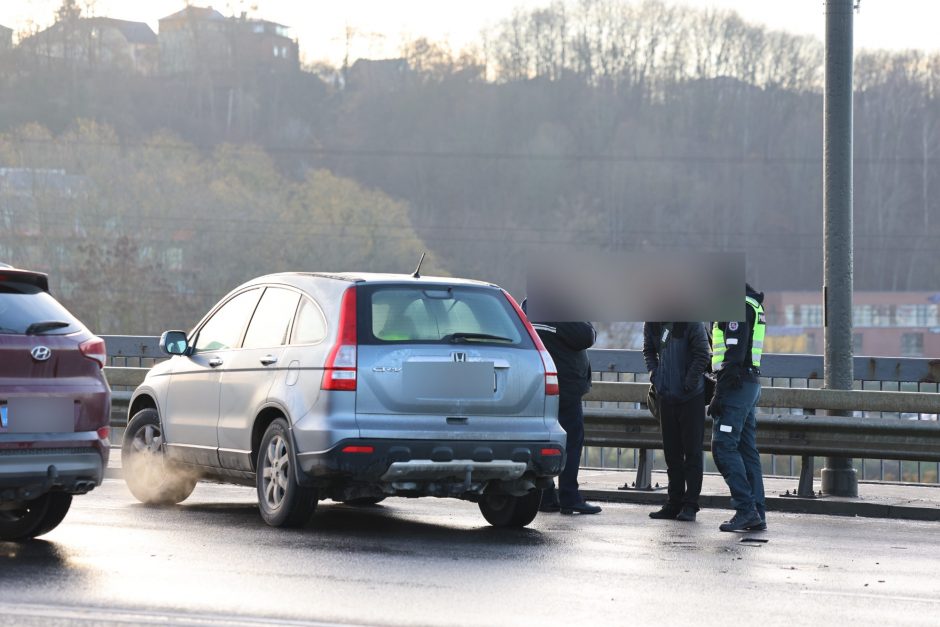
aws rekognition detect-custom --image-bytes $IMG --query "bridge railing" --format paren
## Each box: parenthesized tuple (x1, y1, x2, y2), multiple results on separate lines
(101, 337, 940, 488)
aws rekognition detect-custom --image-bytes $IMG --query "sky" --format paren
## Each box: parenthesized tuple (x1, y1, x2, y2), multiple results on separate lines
(1, 0, 939, 66)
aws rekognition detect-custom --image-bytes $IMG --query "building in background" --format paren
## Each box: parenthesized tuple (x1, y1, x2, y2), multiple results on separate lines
(158, 5, 299, 76)
(764, 292, 940, 358)
(18, 17, 158, 74)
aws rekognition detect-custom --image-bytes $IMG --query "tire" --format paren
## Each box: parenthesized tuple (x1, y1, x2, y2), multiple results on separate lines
(478, 489, 542, 528)
(122, 408, 196, 505)
(0, 492, 72, 541)
(341, 497, 386, 506)
(256, 418, 318, 528)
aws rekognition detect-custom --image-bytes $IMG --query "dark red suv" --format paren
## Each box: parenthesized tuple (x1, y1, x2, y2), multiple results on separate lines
(0, 264, 110, 541)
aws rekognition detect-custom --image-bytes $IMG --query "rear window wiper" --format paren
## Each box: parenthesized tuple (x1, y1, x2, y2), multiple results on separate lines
(442, 332, 514, 344)
(25, 320, 71, 335)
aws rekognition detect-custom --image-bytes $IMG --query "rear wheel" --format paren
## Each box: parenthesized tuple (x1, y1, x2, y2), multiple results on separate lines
(0, 492, 72, 541)
(256, 418, 318, 528)
(122, 408, 196, 505)
(478, 489, 542, 528)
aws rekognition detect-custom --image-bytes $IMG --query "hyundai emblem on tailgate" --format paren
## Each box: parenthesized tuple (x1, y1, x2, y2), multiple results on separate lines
(30, 346, 52, 361)
(452, 352, 467, 362)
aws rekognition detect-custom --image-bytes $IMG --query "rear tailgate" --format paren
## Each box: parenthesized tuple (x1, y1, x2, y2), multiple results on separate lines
(354, 283, 550, 441)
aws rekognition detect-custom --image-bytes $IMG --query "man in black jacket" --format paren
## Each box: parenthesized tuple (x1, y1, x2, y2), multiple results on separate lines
(644, 322, 710, 521)
(526, 312, 602, 515)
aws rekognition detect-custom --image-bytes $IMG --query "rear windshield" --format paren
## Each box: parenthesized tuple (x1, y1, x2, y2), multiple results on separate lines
(358, 285, 530, 347)
(0, 282, 82, 335)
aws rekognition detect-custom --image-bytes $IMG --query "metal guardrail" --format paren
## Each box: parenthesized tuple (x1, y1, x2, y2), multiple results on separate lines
(102, 339, 939, 487)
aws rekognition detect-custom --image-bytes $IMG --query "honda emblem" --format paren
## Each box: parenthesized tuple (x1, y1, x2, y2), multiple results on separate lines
(452, 352, 467, 362)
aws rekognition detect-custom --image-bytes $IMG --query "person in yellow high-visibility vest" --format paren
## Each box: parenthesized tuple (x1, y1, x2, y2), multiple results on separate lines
(708, 283, 767, 533)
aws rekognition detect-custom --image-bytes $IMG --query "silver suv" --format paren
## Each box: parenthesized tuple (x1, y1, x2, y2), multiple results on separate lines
(123, 273, 565, 528)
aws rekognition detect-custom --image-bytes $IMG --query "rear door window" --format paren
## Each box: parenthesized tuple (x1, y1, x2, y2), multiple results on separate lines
(290, 298, 327, 345)
(193, 288, 261, 352)
(359, 285, 528, 346)
(0, 282, 82, 335)
(242, 287, 301, 349)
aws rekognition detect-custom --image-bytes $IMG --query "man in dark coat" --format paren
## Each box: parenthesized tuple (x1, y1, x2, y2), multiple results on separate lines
(527, 315, 602, 515)
(644, 322, 711, 521)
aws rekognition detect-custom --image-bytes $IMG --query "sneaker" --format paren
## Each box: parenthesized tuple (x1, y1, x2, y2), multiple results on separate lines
(719, 510, 762, 532)
(561, 502, 602, 515)
(649, 505, 681, 520)
(675, 506, 697, 522)
(746, 516, 767, 531)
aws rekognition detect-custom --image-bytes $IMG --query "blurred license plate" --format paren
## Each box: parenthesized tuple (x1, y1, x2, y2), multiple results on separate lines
(403, 362, 495, 398)
(6, 398, 74, 433)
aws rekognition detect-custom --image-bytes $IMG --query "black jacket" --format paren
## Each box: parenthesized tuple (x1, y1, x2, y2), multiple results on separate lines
(643, 322, 710, 403)
(530, 321, 596, 398)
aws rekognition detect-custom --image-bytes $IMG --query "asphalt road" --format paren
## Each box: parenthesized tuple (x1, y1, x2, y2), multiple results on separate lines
(2, 479, 939, 627)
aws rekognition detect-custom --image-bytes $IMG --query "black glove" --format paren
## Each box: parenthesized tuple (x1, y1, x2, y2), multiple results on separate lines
(706, 395, 722, 418)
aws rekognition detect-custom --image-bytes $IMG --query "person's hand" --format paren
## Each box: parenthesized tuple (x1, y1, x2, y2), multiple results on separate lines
(707, 395, 722, 418)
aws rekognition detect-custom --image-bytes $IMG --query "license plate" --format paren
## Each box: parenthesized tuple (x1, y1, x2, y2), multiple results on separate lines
(5, 398, 74, 433)
(403, 361, 495, 398)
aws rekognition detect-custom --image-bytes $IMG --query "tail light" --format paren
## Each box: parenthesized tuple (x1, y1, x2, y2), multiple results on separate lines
(79, 337, 107, 369)
(322, 286, 358, 391)
(502, 290, 559, 396)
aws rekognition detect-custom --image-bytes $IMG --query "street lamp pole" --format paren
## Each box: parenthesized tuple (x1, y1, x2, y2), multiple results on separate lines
(821, 0, 859, 497)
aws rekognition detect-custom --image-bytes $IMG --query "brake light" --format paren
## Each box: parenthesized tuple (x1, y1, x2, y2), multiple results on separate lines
(322, 287, 358, 391)
(541, 448, 562, 457)
(79, 337, 107, 369)
(97, 426, 110, 440)
(502, 290, 559, 396)
(342, 445, 374, 454)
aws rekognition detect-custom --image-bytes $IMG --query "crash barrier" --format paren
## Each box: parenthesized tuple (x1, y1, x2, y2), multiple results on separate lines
(102, 339, 940, 488)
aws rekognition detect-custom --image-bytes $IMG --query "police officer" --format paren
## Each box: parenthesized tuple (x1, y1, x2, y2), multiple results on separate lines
(523, 302, 602, 515)
(708, 283, 767, 532)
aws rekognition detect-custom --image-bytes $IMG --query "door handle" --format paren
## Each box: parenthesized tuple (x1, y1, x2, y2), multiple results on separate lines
(208, 357, 223, 368)
(260, 355, 278, 366)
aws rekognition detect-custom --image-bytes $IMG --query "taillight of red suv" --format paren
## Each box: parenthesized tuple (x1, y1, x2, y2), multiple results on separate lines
(79, 337, 107, 369)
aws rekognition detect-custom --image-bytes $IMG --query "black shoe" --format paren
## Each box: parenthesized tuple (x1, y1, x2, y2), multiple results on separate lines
(746, 516, 767, 531)
(719, 510, 762, 532)
(561, 502, 602, 515)
(539, 502, 560, 513)
(649, 505, 681, 520)
(676, 506, 697, 522)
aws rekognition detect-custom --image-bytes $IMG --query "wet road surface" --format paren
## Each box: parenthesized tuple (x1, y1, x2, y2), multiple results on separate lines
(2, 478, 939, 626)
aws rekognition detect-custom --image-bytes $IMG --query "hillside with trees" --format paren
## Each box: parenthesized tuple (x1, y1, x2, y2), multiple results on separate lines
(1, 0, 938, 331)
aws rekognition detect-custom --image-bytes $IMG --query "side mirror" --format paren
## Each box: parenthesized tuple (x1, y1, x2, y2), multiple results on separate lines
(160, 330, 189, 356)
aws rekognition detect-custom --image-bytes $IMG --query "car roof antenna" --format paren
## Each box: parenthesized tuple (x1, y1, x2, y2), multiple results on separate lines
(412, 252, 427, 278)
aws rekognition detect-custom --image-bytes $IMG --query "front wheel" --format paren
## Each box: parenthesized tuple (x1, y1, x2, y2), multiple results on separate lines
(0, 492, 72, 541)
(122, 408, 196, 505)
(256, 418, 318, 528)
(478, 489, 542, 528)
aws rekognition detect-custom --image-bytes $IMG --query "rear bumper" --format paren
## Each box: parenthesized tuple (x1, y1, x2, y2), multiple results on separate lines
(0, 434, 107, 502)
(295, 438, 566, 485)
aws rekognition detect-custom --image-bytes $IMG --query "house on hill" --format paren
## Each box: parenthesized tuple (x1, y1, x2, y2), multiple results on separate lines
(18, 17, 158, 74)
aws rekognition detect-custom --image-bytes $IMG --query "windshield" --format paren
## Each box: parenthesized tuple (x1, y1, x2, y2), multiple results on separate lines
(0, 282, 82, 336)
(358, 285, 528, 347)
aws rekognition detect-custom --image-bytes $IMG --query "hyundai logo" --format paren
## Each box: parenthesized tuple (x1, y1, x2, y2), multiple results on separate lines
(30, 346, 52, 362)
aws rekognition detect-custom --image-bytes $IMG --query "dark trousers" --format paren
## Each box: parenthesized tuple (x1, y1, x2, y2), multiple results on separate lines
(542, 394, 585, 508)
(660, 392, 705, 509)
(711, 381, 765, 516)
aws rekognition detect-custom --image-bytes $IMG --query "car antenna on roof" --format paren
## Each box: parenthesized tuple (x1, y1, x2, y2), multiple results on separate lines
(412, 252, 427, 278)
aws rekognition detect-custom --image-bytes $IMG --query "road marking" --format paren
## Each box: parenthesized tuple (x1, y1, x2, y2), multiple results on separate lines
(800, 590, 940, 605)
(0, 602, 355, 627)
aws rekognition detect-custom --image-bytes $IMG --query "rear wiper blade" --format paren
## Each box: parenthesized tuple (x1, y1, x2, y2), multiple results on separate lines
(443, 332, 514, 344)
(25, 320, 71, 335)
